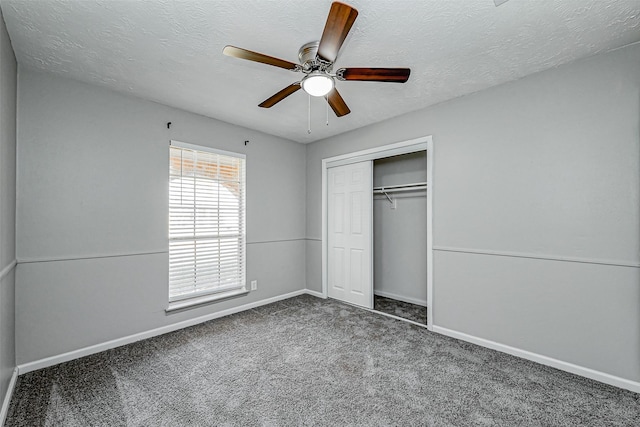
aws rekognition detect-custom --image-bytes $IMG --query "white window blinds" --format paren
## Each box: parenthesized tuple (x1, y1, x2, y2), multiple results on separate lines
(169, 141, 246, 303)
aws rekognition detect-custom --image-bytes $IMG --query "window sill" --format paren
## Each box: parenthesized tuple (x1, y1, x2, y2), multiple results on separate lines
(166, 287, 248, 313)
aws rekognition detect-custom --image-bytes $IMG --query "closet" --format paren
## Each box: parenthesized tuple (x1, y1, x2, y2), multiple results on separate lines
(372, 151, 427, 324)
(325, 140, 431, 327)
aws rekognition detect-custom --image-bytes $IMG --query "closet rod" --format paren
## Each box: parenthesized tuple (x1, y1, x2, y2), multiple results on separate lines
(374, 186, 427, 194)
(373, 182, 427, 194)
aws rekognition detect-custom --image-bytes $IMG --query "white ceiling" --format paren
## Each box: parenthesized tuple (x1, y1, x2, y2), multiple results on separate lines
(2, 0, 640, 143)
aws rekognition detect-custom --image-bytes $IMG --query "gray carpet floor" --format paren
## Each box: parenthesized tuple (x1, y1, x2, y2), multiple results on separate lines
(5, 295, 640, 426)
(374, 295, 427, 324)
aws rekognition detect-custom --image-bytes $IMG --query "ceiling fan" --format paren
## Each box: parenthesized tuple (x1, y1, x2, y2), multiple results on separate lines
(222, 1, 410, 117)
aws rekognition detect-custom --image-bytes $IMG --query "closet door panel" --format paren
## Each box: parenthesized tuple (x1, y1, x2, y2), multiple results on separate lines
(349, 248, 364, 294)
(330, 247, 345, 290)
(328, 161, 373, 308)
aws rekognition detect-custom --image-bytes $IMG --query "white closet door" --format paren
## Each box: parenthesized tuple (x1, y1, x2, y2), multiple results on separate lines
(328, 161, 373, 309)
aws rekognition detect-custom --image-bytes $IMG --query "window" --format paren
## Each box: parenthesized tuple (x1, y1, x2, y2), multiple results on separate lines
(168, 141, 246, 309)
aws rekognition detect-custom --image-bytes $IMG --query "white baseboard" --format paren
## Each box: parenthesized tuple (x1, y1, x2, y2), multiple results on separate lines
(0, 368, 18, 425)
(304, 289, 326, 298)
(374, 290, 427, 307)
(432, 325, 640, 394)
(18, 289, 312, 375)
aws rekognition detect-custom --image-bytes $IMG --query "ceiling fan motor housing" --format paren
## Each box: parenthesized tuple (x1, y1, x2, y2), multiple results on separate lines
(298, 41, 331, 72)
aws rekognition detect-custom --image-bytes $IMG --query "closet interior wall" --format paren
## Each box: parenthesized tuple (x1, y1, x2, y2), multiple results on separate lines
(373, 151, 427, 307)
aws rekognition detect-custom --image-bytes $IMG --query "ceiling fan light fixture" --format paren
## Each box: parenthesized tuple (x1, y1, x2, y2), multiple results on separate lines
(302, 72, 334, 97)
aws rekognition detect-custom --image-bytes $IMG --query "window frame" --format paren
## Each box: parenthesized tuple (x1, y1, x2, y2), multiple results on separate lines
(166, 140, 247, 312)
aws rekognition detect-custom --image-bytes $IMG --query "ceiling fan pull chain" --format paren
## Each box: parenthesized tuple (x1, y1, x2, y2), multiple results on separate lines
(326, 96, 329, 126)
(308, 94, 311, 134)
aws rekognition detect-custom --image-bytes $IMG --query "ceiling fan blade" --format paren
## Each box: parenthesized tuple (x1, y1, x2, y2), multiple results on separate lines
(326, 88, 351, 117)
(317, 2, 358, 63)
(337, 68, 411, 83)
(259, 83, 302, 108)
(223, 46, 300, 71)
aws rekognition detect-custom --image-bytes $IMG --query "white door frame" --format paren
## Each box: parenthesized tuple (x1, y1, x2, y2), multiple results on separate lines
(321, 136, 434, 330)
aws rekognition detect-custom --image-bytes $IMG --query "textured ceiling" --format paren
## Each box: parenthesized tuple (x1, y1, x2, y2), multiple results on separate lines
(2, 0, 640, 143)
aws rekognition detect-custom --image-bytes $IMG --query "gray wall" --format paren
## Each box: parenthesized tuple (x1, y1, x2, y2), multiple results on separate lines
(0, 6, 16, 407)
(16, 69, 307, 365)
(306, 44, 640, 382)
(373, 152, 427, 305)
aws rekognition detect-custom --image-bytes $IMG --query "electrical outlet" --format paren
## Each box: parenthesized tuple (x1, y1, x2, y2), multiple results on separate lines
(251, 280, 257, 291)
